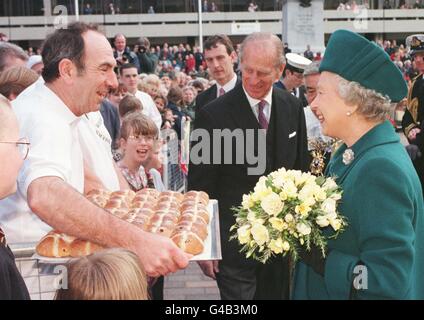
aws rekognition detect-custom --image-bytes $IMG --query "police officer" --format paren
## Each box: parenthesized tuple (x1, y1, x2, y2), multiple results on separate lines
(274, 53, 311, 107)
(402, 34, 424, 192)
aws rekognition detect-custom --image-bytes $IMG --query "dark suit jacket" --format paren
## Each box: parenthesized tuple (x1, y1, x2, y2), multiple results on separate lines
(195, 77, 242, 112)
(188, 83, 309, 267)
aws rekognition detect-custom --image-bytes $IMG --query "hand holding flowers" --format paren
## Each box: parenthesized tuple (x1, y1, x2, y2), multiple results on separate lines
(230, 168, 347, 263)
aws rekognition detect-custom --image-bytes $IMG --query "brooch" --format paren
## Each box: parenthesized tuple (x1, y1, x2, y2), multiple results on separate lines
(342, 148, 355, 165)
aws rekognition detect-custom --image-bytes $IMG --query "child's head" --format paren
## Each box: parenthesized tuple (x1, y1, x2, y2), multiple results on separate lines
(55, 248, 149, 300)
(118, 95, 143, 119)
(108, 83, 127, 108)
(154, 94, 168, 112)
(119, 112, 158, 164)
(142, 139, 164, 172)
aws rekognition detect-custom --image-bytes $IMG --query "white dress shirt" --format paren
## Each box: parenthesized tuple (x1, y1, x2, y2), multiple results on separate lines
(0, 81, 85, 243)
(77, 112, 120, 191)
(134, 90, 162, 131)
(243, 86, 273, 124)
(216, 74, 238, 98)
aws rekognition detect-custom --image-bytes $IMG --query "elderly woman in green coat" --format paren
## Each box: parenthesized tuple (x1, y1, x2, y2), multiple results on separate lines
(293, 29, 424, 300)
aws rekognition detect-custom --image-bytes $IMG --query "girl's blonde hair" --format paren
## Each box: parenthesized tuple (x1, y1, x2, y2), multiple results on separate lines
(55, 248, 149, 300)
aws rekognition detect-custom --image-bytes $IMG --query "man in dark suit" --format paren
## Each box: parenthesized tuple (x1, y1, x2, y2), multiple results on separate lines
(188, 32, 309, 299)
(195, 35, 239, 112)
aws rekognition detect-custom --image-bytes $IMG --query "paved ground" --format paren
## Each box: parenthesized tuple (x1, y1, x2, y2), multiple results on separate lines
(164, 261, 220, 300)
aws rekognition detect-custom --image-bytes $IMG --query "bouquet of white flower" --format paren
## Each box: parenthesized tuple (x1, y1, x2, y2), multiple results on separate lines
(230, 168, 347, 263)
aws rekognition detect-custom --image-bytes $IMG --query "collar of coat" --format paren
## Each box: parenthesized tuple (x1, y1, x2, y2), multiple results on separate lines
(326, 120, 399, 183)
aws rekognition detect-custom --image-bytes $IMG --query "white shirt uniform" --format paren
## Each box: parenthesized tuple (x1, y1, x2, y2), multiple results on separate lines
(0, 81, 84, 244)
(77, 112, 120, 191)
(134, 90, 162, 131)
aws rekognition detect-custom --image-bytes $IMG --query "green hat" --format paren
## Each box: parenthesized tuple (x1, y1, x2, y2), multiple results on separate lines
(319, 29, 407, 102)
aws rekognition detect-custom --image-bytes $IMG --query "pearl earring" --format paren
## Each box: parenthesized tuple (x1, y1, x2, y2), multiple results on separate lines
(346, 111, 351, 116)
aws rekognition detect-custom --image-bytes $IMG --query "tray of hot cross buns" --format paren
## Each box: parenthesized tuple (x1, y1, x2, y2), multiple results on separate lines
(32, 189, 221, 263)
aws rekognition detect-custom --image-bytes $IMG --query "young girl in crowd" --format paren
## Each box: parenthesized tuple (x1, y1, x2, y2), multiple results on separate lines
(55, 248, 149, 300)
(117, 112, 158, 191)
(118, 95, 143, 121)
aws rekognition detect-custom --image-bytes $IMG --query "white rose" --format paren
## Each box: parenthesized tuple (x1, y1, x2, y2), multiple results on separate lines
(321, 198, 337, 214)
(251, 223, 269, 246)
(247, 210, 257, 222)
(284, 213, 294, 223)
(269, 238, 284, 254)
(269, 217, 285, 231)
(323, 178, 338, 190)
(237, 225, 251, 244)
(242, 194, 255, 209)
(283, 180, 298, 199)
(316, 215, 330, 228)
(296, 222, 312, 236)
(261, 193, 284, 216)
(330, 193, 342, 201)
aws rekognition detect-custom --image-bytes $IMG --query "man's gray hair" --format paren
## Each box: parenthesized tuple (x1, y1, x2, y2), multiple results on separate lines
(0, 42, 28, 72)
(239, 32, 285, 67)
(303, 61, 320, 77)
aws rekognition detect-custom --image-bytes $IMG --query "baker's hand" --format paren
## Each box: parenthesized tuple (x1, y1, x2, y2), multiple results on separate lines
(406, 144, 422, 161)
(197, 260, 220, 279)
(134, 231, 192, 277)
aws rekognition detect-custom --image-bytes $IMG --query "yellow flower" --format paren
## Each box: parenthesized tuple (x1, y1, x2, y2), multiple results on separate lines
(261, 192, 284, 216)
(282, 241, 290, 251)
(251, 223, 269, 246)
(296, 222, 312, 236)
(295, 203, 312, 217)
(279, 190, 288, 201)
(330, 218, 342, 231)
(269, 217, 285, 231)
(269, 238, 284, 254)
(242, 194, 255, 210)
(237, 225, 251, 244)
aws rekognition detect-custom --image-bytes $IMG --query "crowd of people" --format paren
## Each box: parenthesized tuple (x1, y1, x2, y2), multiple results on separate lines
(1, 22, 424, 301)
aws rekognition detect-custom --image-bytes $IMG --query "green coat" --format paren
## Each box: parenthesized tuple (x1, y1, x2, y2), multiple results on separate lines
(293, 121, 424, 299)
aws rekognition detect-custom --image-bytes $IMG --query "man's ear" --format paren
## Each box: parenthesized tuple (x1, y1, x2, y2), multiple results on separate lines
(230, 51, 238, 64)
(57, 58, 77, 84)
(277, 63, 286, 80)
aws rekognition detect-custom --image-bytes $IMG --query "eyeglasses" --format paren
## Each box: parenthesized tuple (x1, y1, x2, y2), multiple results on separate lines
(0, 137, 30, 160)
(128, 135, 155, 143)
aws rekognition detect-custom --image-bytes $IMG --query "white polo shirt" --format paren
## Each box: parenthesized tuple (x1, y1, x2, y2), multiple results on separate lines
(134, 90, 162, 131)
(0, 81, 84, 244)
(77, 112, 120, 191)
